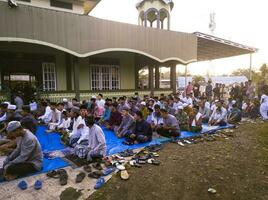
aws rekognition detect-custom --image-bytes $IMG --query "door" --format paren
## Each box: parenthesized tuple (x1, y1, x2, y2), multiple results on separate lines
(3, 74, 37, 104)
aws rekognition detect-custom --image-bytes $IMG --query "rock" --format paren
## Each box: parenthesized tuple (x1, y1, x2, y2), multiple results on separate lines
(208, 188, 217, 194)
(60, 187, 82, 200)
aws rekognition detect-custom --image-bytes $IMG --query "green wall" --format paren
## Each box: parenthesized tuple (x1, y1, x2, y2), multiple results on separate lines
(77, 52, 136, 90)
(56, 52, 66, 91)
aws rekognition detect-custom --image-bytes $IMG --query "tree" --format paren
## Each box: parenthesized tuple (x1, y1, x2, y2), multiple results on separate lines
(260, 64, 268, 78)
(192, 75, 205, 83)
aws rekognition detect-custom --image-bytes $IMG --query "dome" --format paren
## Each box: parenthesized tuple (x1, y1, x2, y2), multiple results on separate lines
(136, 0, 174, 10)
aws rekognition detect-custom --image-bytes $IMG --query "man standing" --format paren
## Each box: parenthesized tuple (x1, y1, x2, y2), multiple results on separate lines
(205, 80, 213, 101)
(185, 82, 193, 96)
(96, 94, 105, 109)
(2, 121, 43, 181)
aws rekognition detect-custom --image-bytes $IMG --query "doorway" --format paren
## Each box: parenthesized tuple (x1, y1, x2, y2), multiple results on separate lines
(3, 73, 37, 104)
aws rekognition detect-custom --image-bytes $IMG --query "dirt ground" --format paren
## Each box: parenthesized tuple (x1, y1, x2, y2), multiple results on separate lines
(91, 121, 268, 200)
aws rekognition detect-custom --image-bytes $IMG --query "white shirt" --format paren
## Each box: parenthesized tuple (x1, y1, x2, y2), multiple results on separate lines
(30, 102, 37, 111)
(39, 106, 52, 122)
(209, 107, 227, 122)
(192, 112, 202, 127)
(0, 112, 6, 122)
(70, 116, 85, 137)
(96, 99, 105, 108)
(58, 117, 71, 129)
(261, 94, 268, 104)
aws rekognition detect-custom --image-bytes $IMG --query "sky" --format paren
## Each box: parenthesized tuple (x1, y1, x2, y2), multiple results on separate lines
(90, 0, 268, 76)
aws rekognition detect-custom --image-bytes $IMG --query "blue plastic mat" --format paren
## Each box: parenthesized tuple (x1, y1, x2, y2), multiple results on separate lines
(104, 127, 162, 155)
(0, 123, 233, 182)
(36, 126, 66, 151)
(32, 126, 70, 173)
(104, 124, 234, 155)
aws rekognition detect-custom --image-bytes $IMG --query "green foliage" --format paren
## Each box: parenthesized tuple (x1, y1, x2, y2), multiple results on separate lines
(192, 75, 205, 83)
(231, 63, 268, 84)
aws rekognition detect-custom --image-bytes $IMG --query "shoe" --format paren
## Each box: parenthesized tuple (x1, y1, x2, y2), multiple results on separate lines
(83, 165, 92, 173)
(94, 177, 105, 189)
(18, 180, 27, 190)
(178, 141, 185, 146)
(46, 170, 60, 179)
(75, 172, 86, 183)
(92, 163, 103, 171)
(120, 170, 129, 180)
(183, 139, 191, 144)
(34, 180, 42, 190)
(88, 171, 103, 179)
(58, 169, 68, 186)
(114, 162, 125, 171)
(103, 167, 116, 176)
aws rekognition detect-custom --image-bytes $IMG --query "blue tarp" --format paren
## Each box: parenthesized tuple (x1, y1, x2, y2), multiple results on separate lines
(0, 123, 233, 182)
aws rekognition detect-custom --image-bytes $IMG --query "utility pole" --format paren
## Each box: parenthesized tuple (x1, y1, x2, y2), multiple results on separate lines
(249, 53, 252, 80)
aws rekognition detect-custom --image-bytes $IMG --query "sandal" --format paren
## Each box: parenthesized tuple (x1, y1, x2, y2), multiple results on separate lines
(58, 169, 68, 186)
(92, 163, 103, 171)
(75, 172, 86, 183)
(103, 167, 116, 176)
(46, 170, 60, 179)
(83, 165, 92, 173)
(147, 158, 161, 166)
(34, 180, 42, 190)
(94, 177, 105, 189)
(120, 170, 129, 180)
(88, 171, 103, 179)
(18, 180, 28, 190)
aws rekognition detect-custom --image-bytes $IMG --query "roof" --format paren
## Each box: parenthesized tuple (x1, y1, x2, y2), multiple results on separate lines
(136, 0, 174, 10)
(84, 0, 101, 14)
(194, 32, 258, 62)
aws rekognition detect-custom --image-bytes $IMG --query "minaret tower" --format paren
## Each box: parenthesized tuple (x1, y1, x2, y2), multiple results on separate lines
(136, 0, 174, 30)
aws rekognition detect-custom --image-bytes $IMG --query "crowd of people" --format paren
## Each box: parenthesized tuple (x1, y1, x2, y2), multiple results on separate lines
(0, 80, 268, 180)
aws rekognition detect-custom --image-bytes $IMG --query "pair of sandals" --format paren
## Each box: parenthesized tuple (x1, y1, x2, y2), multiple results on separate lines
(18, 180, 42, 190)
(46, 169, 68, 186)
(119, 149, 134, 157)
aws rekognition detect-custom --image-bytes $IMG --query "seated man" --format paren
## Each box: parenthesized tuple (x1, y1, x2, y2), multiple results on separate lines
(56, 111, 71, 133)
(1, 121, 43, 181)
(150, 104, 164, 131)
(46, 102, 62, 132)
(20, 105, 38, 134)
(124, 111, 152, 144)
(208, 101, 227, 126)
(104, 103, 122, 131)
(74, 116, 106, 161)
(116, 106, 135, 138)
(98, 102, 111, 125)
(189, 107, 203, 133)
(157, 108, 180, 138)
(68, 106, 87, 147)
(38, 102, 52, 124)
(0, 102, 8, 123)
(198, 100, 211, 123)
(227, 103, 242, 124)
(175, 106, 189, 131)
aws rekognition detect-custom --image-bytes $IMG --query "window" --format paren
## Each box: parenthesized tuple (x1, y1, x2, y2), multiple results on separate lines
(90, 64, 120, 91)
(42, 63, 57, 91)
(50, 0, 73, 10)
(18, 0, 31, 2)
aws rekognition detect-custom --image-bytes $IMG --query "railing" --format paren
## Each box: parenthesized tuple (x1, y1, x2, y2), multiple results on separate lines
(38, 89, 173, 102)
